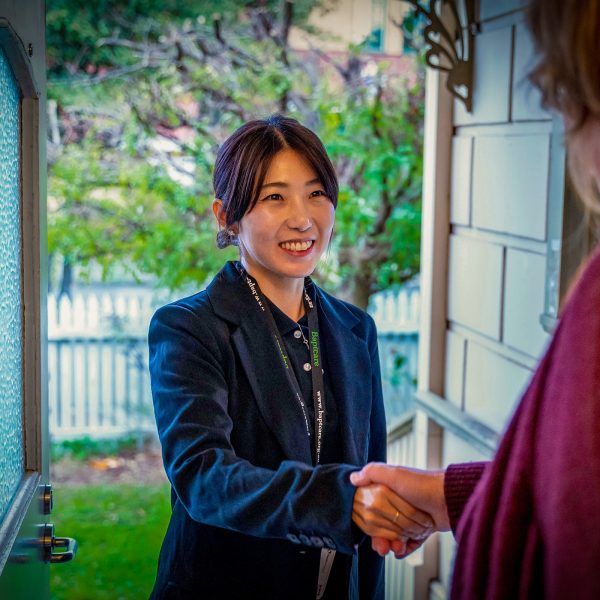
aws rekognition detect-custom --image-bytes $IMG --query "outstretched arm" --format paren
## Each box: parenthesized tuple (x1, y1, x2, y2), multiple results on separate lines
(150, 303, 360, 553)
(150, 303, 434, 556)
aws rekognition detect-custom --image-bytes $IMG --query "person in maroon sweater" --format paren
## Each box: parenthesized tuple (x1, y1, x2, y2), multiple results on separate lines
(351, 0, 600, 598)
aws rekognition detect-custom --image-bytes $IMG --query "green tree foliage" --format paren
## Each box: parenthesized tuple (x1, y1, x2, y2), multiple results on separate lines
(48, 1, 424, 307)
(47, 0, 316, 76)
(317, 64, 423, 306)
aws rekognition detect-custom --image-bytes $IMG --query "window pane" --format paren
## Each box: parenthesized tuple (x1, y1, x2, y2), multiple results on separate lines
(367, 0, 386, 52)
(0, 46, 23, 523)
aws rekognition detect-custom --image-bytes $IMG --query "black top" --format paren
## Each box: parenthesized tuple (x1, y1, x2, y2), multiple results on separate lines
(266, 297, 342, 465)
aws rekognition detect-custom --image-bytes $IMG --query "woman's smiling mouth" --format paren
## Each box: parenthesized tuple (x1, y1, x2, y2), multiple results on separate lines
(279, 240, 315, 254)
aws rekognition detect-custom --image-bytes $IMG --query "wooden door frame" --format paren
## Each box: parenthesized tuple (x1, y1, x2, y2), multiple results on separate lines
(0, 16, 45, 574)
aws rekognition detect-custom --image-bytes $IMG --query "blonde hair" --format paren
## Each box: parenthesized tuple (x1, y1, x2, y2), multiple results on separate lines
(527, 0, 600, 214)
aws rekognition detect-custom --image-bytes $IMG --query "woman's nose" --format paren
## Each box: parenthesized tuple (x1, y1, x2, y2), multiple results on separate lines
(285, 198, 312, 230)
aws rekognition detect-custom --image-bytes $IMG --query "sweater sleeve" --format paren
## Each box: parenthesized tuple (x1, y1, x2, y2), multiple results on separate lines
(444, 462, 489, 533)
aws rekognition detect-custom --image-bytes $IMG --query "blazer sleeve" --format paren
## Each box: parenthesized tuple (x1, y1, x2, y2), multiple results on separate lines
(149, 302, 360, 555)
(356, 314, 386, 600)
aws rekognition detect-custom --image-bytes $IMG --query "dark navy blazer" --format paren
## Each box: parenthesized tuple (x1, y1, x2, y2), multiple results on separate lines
(148, 262, 386, 599)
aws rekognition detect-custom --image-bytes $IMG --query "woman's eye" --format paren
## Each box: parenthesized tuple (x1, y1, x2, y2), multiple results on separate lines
(310, 190, 327, 198)
(263, 193, 283, 201)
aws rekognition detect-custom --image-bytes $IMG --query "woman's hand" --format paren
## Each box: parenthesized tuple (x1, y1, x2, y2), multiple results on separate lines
(371, 535, 425, 559)
(351, 463, 450, 532)
(351, 463, 450, 558)
(351, 483, 434, 545)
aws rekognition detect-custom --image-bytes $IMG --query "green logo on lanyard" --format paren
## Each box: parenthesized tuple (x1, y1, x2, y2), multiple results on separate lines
(311, 331, 319, 367)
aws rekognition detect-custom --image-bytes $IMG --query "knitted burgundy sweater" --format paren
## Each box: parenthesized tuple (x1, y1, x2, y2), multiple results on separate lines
(442, 245, 600, 599)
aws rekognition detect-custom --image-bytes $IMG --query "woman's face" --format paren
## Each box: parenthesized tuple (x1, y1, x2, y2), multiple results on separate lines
(235, 148, 335, 288)
(565, 114, 600, 199)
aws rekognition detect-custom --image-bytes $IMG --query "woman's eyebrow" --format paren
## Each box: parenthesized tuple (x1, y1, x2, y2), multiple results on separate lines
(261, 178, 322, 190)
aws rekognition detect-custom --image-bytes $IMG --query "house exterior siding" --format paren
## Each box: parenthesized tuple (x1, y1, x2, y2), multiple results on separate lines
(409, 1, 566, 596)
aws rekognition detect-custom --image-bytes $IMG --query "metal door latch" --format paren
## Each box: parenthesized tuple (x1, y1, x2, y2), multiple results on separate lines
(9, 522, 78, 565)
(41, 523, 78, 564)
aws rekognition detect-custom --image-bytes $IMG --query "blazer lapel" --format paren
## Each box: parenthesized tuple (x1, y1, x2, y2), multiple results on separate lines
(317, 290, 372, 466)
(231, 321, 313, 464)
(207, 262, 313, 464)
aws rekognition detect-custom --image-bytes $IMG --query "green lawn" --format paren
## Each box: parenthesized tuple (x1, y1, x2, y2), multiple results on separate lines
(50, 483, 171, 600)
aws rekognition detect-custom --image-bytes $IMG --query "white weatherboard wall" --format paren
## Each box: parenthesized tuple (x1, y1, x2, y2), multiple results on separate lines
(434, 1, 555, 595)
(388, 2, 562, 597)
(446, 11, 552, 436)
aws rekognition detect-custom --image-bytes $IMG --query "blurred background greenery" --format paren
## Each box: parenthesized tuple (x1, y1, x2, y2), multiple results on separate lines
(46, 0, 424, 308)
(45, 1, 425, 597)
(50, 483, 170, 600)
(49, 437, 169, 600)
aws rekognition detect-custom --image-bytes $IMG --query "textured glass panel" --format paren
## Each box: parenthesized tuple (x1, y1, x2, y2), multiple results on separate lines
(0, 47, 24, 523)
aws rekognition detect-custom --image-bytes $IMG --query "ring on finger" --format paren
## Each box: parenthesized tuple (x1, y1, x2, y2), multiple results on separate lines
(394, 510, 400, 523)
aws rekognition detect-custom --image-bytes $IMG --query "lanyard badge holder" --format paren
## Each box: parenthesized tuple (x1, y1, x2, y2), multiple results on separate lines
(239, 267, 336, 599)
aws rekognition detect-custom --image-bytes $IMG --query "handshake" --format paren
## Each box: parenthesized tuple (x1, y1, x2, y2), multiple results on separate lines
(350, 463, 450, 558)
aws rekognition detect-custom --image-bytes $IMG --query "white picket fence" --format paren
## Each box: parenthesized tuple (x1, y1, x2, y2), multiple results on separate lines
(368, 282, 420, 334)
(47, 288, 165, 440)
(368, 282, 420, 421)
(48, 283, 420, 440)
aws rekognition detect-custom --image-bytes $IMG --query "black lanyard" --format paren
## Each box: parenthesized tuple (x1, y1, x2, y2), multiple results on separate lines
(238, 265, 326, 464)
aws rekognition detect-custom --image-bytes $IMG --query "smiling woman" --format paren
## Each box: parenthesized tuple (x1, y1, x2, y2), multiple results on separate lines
(147, 115, 433, 599)
(215, 146, 335, 321)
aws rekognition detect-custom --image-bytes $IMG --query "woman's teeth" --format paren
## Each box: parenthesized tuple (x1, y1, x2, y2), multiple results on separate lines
(280, 240, 313, 252)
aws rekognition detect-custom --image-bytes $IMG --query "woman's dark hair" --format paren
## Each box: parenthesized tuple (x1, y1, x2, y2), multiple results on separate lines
(527, 0, 600, 129)
(526, 0, 600, 213)
(213, 114, 338, 248)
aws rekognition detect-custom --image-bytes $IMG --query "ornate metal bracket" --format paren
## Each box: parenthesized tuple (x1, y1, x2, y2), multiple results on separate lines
(403, 0, 477, 112)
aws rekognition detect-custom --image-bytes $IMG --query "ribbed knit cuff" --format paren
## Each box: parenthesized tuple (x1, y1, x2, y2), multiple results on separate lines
(444, 462, 489, 533)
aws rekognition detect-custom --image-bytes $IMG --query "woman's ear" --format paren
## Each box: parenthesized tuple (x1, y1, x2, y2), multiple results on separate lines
(212, 199, 227, 228)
